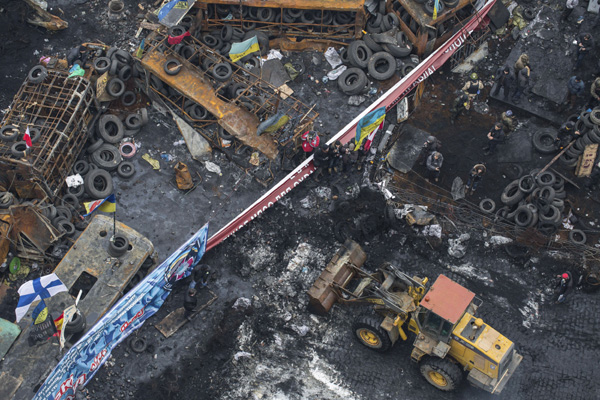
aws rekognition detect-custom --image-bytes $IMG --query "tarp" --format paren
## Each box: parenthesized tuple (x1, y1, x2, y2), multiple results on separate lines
(33, 223, 209, 400)
(205, 0, 497, 251)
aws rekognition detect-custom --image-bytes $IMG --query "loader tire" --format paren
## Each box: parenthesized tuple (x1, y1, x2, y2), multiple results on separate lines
(420, 358, 463, 391)
(352, 315, 391, 352)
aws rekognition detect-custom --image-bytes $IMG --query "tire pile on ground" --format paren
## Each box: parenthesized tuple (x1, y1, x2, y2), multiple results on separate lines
(93, 46, 141, 107)
(338, 17, 417, 95)
(478, 169, 586, 242)
(532, 110, 600, 168)
(0, 123, 41, 159)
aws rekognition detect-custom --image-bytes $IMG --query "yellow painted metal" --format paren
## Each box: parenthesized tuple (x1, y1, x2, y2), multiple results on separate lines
(141, 51, 279, 159)
(359, 328, 381, 346)
(428, 370, 448, 387)
(397, 324, 408, 341)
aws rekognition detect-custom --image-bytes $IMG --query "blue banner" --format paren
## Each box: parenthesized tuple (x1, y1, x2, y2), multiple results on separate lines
(33, 223, 209, 400)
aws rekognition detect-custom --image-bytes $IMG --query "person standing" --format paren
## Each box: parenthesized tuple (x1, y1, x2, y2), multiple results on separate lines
(589, 76, 600, 108)
(554, 272, 573, 303)
(514, 53, 529, 78)
(426, 151, 443, 182)
(466, 163, 486, 194)
(189, 264, 210, 290)
(301, 130, 320, 158)
(461, 73, 484, 109)
(500, 110, 517, 134)
(183, 288, 198, 320)
(574, 33, 594, 70)
(492, 65, 515, 101)
(561, 0, 578, 21)
(450, 93, 470, 124)
(512, 65, 530, 104)
(483, 123, 505, 155)
(312, 144, 330, 182)
(418, 136, 442, 165)
(554, 121, 581, 150)
(567, 76, 585, 108)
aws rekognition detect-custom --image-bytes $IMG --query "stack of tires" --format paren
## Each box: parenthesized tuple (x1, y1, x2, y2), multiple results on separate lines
(533, 110, 600, 168)
(338, 20, 417, 95)
(488, 169, 567, 235)
(93, 47, 141, 107)
(0, 122, 41, 159)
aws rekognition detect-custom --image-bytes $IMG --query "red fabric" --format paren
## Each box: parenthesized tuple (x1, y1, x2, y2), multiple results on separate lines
(23, 128, 32, 148)
(301, 131, 320, 152)
(205, 0, 497, 251)
(168, 31, 190, 45)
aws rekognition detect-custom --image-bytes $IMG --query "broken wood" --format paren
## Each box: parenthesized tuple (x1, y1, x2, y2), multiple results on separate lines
(535, 141, 575, 177)
(155, 290, 218, 338)
(23, 0, 68, 31)
(550, 168, 580, 190)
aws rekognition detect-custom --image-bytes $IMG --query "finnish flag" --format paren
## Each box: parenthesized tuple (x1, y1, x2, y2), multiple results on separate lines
(16, 273, 68, 323)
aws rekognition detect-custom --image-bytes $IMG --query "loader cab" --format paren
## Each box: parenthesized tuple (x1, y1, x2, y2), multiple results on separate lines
(411, 275, 477, 359)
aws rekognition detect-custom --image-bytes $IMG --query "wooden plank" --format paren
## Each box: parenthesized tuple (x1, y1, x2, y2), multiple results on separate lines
(155, 290, 217, 338)
(575, 144, 598, 177)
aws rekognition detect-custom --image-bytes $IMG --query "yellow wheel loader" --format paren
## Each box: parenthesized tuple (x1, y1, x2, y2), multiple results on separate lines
(308, 240, 522, 394)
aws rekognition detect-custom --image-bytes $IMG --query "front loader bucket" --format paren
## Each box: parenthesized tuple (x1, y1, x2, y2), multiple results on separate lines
(307, 239, 367, 315)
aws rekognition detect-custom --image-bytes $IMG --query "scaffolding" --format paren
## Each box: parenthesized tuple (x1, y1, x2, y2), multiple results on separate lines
(0, 71, 98, 199)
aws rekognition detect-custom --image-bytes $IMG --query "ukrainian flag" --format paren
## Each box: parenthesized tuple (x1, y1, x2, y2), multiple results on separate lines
(355, 107, 386, 151)
(83, 193, 116, 216)
(229, 36, 260, 62)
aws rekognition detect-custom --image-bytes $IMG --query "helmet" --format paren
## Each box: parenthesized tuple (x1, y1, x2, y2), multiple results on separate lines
(470, 72, 478, 81)
(427, 135, 436, 143)
(565, 121, 575, 130)
(506, 110, 513, 117)
(562, 273, 569, 279)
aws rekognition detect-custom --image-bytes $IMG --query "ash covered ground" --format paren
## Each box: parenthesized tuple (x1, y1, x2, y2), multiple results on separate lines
(2, 0, 600, 400)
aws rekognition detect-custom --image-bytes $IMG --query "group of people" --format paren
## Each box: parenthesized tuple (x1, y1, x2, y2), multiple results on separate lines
(491, 53, 531, 105)
(301, 131, 368, 182)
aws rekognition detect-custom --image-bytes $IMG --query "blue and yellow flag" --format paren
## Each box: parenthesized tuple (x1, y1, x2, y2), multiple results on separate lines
(229, 36, 260, 63)
(32, 299, 49, 325)
(433, 0, 440, 20)
(83, 193, 116, 217)
(355, 107, 386, 152)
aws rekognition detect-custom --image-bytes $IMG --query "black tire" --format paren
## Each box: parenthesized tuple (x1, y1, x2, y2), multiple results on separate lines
(129, 336, 148, 353)
(522, 7, 535, 20)
(125, 114, 143, 130)
(108, 233, 129, 258)
(384, 43, 412, 58)
(98, 115, 124, 144)
(340, 47, 350, 64)
(554, 189, 566, 199)
(536, 171, 555, 187)
(514, 205, 533, 227)
(67, 184, 85, 199)
(72, 160, 90, 176)
(363, 34, 384, 52)
(221, 25, 233, 41)
(479, 198, 495, 213)
(107, 78, 126, 97)
(569, 229, 587, 245)
(87, 138, 104, 154)
(84, 169, 114, 198)
(188, 104, 208, 120)
(367, 52, 396, 81)
(11, 141, 31, 158)
(0, 125, 19, 141)
(501, 180, 524, 206)
(121, 91, 136, 108)
(55, 205, 72, 221)
(114, 49, 132, 64)
(169, 25, 186, 37)
(338, 68, 368, 95)
(218, 126, 234, 140)
(117, 161, 135, 179)
(444, 0, 460, 8)
(62, 194, 80, 210)
(538, 222, 558, 235)
(532, 131, 556, 154)
(539, 186, 555, 203)
(352, 315, 391, 352)
(57, 220, 76, 236)
(0, 192, 15, 209)
(420, 358, 462, 391)
(382, 13, 400, 30)
(164, 59, 182, 76)
(401, 61, 417, 76)
(28, 65, 48, 84)
(94, 57, 111, 74)
(559, 152, 579, 167)
(91, 144, 122, 171)
(28, 128, 41, 143)
(518, 175, 535, 194)
(347, 40, 372, 69)
(211, 62, 233, 82)
(538, 205, 561, 224)
(64, 311, 86, 334)
(118, 65, 132, 81)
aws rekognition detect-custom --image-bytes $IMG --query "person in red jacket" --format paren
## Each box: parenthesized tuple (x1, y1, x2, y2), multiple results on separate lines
(301, 131, 320, 158)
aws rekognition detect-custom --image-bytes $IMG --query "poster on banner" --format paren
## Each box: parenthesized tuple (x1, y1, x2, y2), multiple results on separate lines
(33, 223, 209, 400)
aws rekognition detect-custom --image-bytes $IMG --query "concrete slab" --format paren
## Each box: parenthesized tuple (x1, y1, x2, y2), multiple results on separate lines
(588, 0, 600, 14)
(387, 124, 430, 173)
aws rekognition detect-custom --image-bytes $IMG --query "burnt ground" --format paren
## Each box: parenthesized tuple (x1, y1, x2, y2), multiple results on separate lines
(2, 0, 600, 400)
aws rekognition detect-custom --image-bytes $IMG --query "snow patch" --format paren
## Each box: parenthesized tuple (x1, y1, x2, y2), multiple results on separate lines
(446, 262, 494, 286)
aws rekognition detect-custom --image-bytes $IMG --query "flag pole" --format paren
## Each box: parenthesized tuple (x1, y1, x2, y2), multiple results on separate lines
(113, 203, 116, 237)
